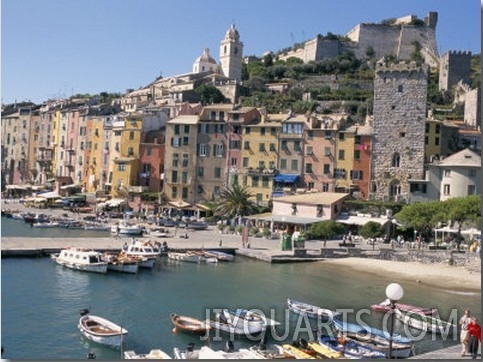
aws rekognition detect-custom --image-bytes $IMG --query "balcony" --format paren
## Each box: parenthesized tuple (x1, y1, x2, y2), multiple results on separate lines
(244, 167, 278, 175)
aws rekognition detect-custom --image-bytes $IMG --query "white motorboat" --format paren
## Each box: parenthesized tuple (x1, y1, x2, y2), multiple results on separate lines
(395, 308, 456, 335)
(78, 309, 128, 347)
(121, 240, 160, 268)
(203, 250, 235, 261)
(32, 221, 60, 228)
(167, 252, 201, 263)
(111, 221, 144, 236)
(51, 247, 108, 274)
(221, 309, 280, 335)
(124, 349, 172, 359)
(101, 252, 139, 274)
(287, 298, 336, 320)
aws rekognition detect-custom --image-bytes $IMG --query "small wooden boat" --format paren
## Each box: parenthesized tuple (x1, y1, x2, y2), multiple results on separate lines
(101, 252, 139, 274)
(221, 308, 279, 335)
(317, 334, 386, 359)
(77, 309, 127, 347)
(124, 349, 172, 359)
(51, 247, 108, 274)
(371, 299, 435, 315)
(203, 250, 235, 261)
(287, 298, 337, 320)
(395, 309, 456, 335)
(167, 252, 200, 263)
(282, 343, 317, 359)
(170, 313, 211, 335)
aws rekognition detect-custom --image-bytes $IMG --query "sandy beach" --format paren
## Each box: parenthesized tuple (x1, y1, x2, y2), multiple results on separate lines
(323, 257, 481, 293)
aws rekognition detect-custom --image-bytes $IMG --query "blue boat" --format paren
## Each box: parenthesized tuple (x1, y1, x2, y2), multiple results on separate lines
(317, 334, 386, 359)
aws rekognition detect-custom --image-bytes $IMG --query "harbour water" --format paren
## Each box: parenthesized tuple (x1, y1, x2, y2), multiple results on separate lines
(1, 217, 481, 359)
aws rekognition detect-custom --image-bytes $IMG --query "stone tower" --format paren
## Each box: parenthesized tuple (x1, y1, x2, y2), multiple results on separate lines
(438, 51, 472, 91)
(219, 24, 243, 83)
(370, 60, 428, 201)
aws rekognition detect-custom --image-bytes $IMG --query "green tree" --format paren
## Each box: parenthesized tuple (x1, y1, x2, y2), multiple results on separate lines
(195, 84, 226, 105)
(309, 220, 345, 240)
(394, 201, 442, 239)
(441, 195, 481, 238)
(359, 221, 385, 239)
(212, 184, 258, 219)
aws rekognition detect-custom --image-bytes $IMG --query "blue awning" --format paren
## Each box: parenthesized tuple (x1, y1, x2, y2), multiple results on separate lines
(273, 174, 300, 183)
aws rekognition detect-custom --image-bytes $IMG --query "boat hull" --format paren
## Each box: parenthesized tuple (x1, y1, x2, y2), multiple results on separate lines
(287, 298, 336, 320)
(170, 313, 210, 335)
(78, 315, 127, 347)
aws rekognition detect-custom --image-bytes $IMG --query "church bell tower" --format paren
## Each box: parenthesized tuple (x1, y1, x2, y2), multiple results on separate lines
(219, 24, 243, 83)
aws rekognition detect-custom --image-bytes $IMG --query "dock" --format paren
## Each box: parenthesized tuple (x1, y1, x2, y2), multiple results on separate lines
(410, 343, 480, 359)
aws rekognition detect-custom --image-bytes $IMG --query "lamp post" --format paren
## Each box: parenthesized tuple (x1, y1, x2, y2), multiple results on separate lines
(385, 283, 404, 359)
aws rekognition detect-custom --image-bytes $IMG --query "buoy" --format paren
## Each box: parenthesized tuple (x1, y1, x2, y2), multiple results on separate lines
(172, 327, 177, 334)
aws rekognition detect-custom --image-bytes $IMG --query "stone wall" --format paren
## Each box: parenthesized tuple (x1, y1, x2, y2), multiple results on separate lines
(464, 88, 481, 128)
(439, 51, 472, 91)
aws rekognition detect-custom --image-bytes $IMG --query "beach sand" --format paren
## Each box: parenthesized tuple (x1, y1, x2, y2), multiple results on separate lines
(323, 257, 481, 292)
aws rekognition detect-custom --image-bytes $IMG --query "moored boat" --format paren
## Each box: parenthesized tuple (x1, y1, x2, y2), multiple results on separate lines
(111, 221, 144, 236)
(51, 247, 108, 274)
(101, 252, 139, 274)
(124, 349, 172, 359)
(282, 343, 317, 359)
(122, 240, 160, 268)
(317, 334, 386, 359)
(77, 309, 128, 347)
(221, 308, 279, 335)
(287, 298, 337, 321)
(371, 299, 435, 315)
(167, 252, 201, 263)
(170, 313, 211, 335)
(395, 308, 456, 335)
(203, 250, 235, 261)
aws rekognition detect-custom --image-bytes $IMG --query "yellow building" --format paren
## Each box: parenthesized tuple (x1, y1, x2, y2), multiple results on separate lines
(240, 114, 281, 205)
(110, 115, 142, 198)
(335, 128, 355, 192)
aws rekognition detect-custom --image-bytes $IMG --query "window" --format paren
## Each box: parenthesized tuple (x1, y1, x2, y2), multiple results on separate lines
(350, 170, 363, 180)
(174, 125, 180, 135)
(183, 137, 189, 146)
(197, 185, 204, 194)
(245, 128, 251, 134)
(244, 141, 250, 150)
(258, 161, 265, 169)
(231, 158, 237, 166)
(214, 186, 220, 195)
(435, 137, 439, 146)
(242, 157, 249, 167)
(215, 144, 224, 157)
(117, 163, 126, 171)
(410, 183, 427, 193)
(469, 169, 477, 177)
(399, 132, 406, 137)
(334, 168, 346, 179)
(199, 124, 208, 134)
(354, 135, 361, 145)
(294, 141, 301, 152)
(181, 172, 188, 184)
(259, 143, 266, 152)
(325, 131, 332, 140)
(260, 127, 265, 136)
(425, 123, 430, 133)
(444, 169, 451, 177)
(308, 182, 314, 190)
(435, 124, 440, 134)
(171, 137, 181, 147)
(183, 125, 190, 134)
(307, 130, 313, 140)
(398, 85, 403, 92)
(443, 184, 450, 195)
(146, 147, 152, 156)
(281, 140, 288, 150)
(468, 185, 476, 195)
(306, 146, 313, 155)
(305, 163, 313, 173)
(129, 131, 135, 140)
(391, 153, 400, 167)
(262, 177, 269, 187)
(280, 159, 287, 169)
(214, 167, 221, 178)
(171, 171, 178, 183)
(339, 133, 345, 141)
(325, 147, 331, 156)
(270, 128, 276, 135)
(199, 144, 208, 157)
(230, 140, 241, 149)
(172, 153, 179, 167)
(323, 164, 330, 174)
(290, 159, 298, 171)
(197, 167, 204, 177)
(425, 136, 428, 145)
(252, 176, 259, 187)
(322, 183, 329, 192)
(316, 205, 323, 217)
(128, 147, 134, 156)
(354, 150, 360, 160)
(182, 187, 188, 199)
(269, 143, 276, 152)
(182, 154, 188, 167)
(338, 149, 345, 160)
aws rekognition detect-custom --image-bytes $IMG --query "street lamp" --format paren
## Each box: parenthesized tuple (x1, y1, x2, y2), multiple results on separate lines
(385, 283, 404, 359)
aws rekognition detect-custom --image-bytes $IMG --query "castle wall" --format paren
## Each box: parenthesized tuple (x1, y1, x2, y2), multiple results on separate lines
(370, 61, 428, 201)
(439, 51, 472, 91)
(464, 87, 481, 128)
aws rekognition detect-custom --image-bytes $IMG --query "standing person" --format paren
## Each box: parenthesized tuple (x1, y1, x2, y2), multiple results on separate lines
(467, 317, 482, 359)
(460, 309, 472, 356)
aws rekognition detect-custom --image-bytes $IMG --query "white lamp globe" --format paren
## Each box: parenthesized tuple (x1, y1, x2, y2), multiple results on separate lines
(386, 283, 404, 302)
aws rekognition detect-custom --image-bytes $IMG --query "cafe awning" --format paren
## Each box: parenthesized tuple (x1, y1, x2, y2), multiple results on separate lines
(273, 174, 300, 183)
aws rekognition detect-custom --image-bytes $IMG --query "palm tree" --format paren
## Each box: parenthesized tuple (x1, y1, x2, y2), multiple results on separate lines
(213, 184, 258, 219)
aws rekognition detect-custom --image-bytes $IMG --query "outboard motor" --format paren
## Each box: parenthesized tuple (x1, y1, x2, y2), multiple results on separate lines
(79, 308, 89, 316)
(224, 341, 235, 352)
(87, 351, 96, 359)
(299, 338, 308, 349)
(186, 343, 195, 352)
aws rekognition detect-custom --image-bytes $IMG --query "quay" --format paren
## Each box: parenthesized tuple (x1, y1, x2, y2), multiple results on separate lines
(410, 343, 480, 359)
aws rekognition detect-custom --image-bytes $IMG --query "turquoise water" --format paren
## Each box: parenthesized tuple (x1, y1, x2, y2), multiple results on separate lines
(1, 217, 481, 359)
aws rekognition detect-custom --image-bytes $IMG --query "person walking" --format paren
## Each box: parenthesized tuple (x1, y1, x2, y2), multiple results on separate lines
(467, 317, 482, 359)
(460, 309, 472, 356)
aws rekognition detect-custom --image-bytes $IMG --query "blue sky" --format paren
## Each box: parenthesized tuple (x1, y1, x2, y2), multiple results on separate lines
(2, 0, 481, 105)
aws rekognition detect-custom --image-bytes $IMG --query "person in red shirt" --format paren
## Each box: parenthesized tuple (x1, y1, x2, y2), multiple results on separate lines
(467, 317, 482, 359)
